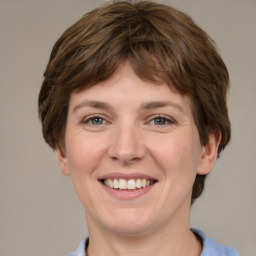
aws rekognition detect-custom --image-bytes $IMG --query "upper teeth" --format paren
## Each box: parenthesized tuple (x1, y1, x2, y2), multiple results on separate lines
(103, 178, 152, 190)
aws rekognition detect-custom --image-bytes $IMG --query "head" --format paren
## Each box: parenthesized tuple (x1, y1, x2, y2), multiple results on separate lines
(38, 0, 230, 203)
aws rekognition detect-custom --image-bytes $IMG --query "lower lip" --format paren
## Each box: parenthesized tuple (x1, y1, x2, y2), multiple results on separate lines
(99, 181, 156, 200)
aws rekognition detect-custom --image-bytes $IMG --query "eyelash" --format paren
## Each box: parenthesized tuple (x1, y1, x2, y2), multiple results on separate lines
(81, 115, 176, 128)
(148, 115, 175, 126)
(82, 115, 108, 125)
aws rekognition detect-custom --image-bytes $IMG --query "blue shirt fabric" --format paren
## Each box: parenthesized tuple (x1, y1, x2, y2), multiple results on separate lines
(67, 229, 240, 256)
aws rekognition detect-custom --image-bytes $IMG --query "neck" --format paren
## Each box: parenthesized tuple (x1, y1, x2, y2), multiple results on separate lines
(85, 208, 202, 256)
(88, 228, 201, 256)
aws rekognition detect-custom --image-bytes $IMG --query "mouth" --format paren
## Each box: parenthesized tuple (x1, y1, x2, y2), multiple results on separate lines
(100, 178, 156, 190)
(98, 174, 158, 199)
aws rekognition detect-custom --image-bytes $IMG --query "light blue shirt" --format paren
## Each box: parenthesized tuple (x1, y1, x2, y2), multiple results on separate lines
(67, 229, 240, 256)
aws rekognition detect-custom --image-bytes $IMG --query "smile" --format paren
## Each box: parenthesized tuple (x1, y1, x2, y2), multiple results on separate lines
(102, 178, 155, 190)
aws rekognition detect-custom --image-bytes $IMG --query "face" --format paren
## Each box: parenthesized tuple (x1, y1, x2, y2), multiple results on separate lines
(58, 63, 219, 237)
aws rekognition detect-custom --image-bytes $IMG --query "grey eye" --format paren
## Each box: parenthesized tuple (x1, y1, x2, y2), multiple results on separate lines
(153, 117, 169, 125)
(89, 117, 105, 125)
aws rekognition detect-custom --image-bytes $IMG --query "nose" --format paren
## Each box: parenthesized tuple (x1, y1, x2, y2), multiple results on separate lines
(108, 121, 146, 165)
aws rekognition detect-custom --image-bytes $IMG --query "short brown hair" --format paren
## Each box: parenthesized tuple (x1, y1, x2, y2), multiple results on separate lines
(38, 1, 230, 203)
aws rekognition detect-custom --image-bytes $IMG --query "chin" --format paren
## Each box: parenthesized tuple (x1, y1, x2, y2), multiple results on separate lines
(109, 222, 154, 236)
(100, 208, 156, 236)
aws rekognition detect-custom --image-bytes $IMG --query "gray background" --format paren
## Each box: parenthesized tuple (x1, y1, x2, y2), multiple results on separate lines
(0, 0, 255, 255)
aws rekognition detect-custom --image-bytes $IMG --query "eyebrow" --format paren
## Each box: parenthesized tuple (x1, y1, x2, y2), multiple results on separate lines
(72, 100, 112, 113)
(72, 100, 185, 113)
(140, 101, 185, 113)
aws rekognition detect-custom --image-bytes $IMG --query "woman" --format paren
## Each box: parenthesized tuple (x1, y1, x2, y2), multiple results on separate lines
(38, 1, 240, 255)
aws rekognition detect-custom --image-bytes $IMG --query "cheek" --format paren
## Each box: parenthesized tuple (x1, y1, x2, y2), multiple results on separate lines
(65, 133, 106, 175)
(65, 135, 107, 208)
(149, 133, 201, 179)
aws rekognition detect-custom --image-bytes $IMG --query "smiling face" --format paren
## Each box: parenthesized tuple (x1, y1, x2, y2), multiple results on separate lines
(57, 63, 220, 237)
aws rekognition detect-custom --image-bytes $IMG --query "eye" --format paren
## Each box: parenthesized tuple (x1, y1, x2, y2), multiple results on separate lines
(83, 116, 107, 126)
(149, 116, 175, 126)
(81, 114, 111, 131)
(88, 117, 105, 125)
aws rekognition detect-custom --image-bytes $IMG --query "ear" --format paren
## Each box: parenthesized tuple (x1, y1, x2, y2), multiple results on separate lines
(197, 131, 221, 175)
(56, 146, 70, 176)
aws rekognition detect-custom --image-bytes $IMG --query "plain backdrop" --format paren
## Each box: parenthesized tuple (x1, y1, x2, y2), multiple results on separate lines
(0, 0, 255, 255)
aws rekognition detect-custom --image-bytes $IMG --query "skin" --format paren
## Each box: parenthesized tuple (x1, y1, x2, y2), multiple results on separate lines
(57, 63, 220, 256)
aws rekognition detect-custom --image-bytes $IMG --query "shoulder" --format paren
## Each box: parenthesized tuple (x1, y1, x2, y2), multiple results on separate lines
(67, 231, 240, 256)
(192, 229, 240, 256)
(66, 237, 88, 256)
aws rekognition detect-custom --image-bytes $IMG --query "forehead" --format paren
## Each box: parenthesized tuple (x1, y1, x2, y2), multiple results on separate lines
(69, 63, 193, 115)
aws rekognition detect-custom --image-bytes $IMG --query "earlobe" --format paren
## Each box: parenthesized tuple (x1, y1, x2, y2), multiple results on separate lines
(197, 131, 221, 175)
(56, 147, 70, 176)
